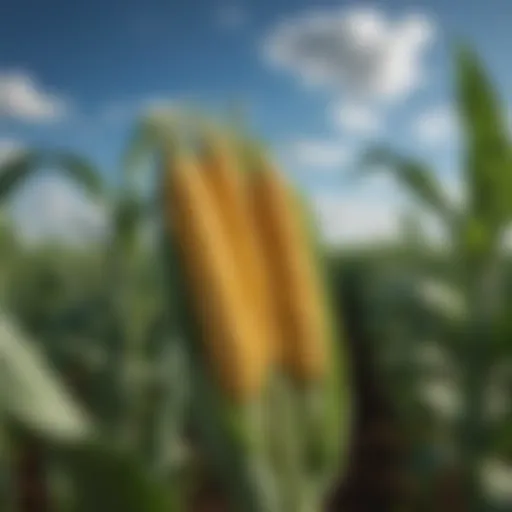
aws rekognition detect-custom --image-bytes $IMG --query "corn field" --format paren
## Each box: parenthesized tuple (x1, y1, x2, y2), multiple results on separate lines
(0, 45, 511, 512)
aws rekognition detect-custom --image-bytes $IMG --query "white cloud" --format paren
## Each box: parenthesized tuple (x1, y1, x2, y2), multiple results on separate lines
(331, 101, 381, 134)
(308, 167, 461, 248)
(309, 191, 402, 247)
(9, 173, 107, 247)
(414, 104, 458, 146)
(0, 71, 70, 122)
(216, 4, 247, 29)
(360, 171, 402, 195)
(287, 139, 351, 169)
(262, 6, 435, 102)
(0, 138, 24, 166)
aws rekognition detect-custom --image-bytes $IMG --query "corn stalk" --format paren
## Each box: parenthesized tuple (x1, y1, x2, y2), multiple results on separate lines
(359, 44, 512, 511)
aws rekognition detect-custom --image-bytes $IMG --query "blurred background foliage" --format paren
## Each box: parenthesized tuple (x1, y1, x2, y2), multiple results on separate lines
(0, 44, 511, 512)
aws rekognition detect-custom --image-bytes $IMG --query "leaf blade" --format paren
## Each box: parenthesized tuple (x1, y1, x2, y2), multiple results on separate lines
(360, 146, 456, 225)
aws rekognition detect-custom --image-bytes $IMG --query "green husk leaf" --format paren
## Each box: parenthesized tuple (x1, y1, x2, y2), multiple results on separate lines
(291, 185, 354, 492)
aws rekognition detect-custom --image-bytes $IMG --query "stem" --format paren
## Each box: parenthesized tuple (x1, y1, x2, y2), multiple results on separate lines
(460, 359, 487, 511)
(0, 433, 15, 512)
(13, 437, 50, 512)
(459, 252, 498, 511)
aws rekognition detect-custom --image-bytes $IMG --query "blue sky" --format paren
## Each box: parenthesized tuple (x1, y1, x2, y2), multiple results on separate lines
(0, 0, 511, 245)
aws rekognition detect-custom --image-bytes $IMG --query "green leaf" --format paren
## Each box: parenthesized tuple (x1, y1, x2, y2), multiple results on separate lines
(50, 151, 104, 197)
(122, 119, 160, 190)
(0, 311, 94, 444)
(360, 147, 456, 226)
(0, 149, 103, 205)
(112, 195, 145, 253)
(414, 278, 467, 324)
(141, 329, 190, 477)
(293, 192, 353, 494)
(455, 44, 512, 233)
(265, 378, 312, 511)
(0, 152, 37, 204)
(490, 304, 512, 359)
(401, 209, 430, 250)
(122, 111, 185, 193)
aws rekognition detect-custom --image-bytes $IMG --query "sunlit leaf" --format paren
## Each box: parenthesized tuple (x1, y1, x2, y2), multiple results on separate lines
(455, 44, 512, 234)
(0, 312, 94, 443)
(141, 330, 190, 476)
(414, 278, 467, 323)
(479, 456, 512, 506)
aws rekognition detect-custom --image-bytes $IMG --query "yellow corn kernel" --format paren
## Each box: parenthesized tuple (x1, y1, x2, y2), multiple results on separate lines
(165, 153, 265, 402)
(251, 160, 327, 383)
(200, 132, 277, 370)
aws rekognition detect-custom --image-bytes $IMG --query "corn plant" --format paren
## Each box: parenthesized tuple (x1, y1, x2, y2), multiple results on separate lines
(0, 309, 184, 512)
(358, 44, 512, 511)
(0, 147, 185, 511)
(122, 108, 354, 512)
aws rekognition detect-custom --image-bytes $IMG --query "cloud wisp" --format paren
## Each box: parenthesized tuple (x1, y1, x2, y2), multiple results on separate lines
(0, 71, 70, 123)
(9, 173, 108, 247)
(413, 104, 458, 147)
(286, 138, 351, 170)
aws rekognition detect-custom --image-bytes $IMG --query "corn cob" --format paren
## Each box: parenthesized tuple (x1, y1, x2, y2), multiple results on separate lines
(161, 118, 350, 511)
(164, 150, 266, 403)
(199, 129, 277, 371)
(246, 147, 352, 492)
(250, 159, 328, 383)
